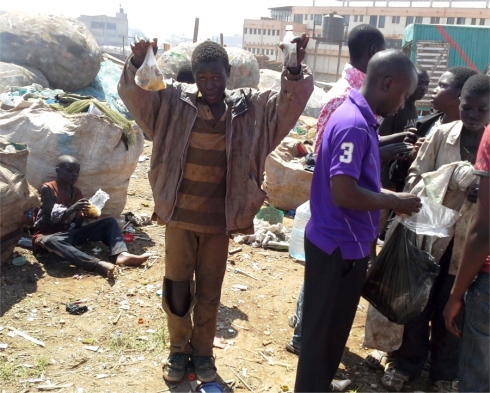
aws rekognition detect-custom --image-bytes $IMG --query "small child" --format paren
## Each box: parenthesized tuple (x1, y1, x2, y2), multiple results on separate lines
(33, 155, 150, 278)
(119, 38, 313, 382)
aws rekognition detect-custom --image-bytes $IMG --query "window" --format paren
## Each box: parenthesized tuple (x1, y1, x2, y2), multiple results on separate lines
(258, 29, 261, 35)
(354, 15, 358, 22)
(268, 29, 271, 35)
(386, 39, 402, 48)
(91, 21, 105, 29)
(360, 15, 364, 22)
(430, 17, 440, 24)
(253, 28, 257, 34)
(343, 15, 350, 26)
(415, 16, 423, 23)
(480, 18, 485, 25)
(272, 29, 276, 36)
(314, 14, 323, 25)
(265, 49, 269, 55)
(447, 17, 455, 24)
(378, 15, 385, 28)
(106, 23, 116, 30)
(406, 16, 414, 26)
(471, 18, 477, 25)
(304, 15, 308, 20)
(369, 15, 378, 27)
(310, 15, 313, 20)
(392, 16, 400, 24)
(457, 17, 465, 25)
(277, 30, 280, 35)
(293, 14, 303, 23)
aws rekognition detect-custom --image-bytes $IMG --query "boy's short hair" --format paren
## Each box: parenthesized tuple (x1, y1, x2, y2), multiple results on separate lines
(176, 64, 195, 83)
(461, 74, 490, 96)
(191, 41, 229, 71)
(447, 66, 479, 89)
(347, 24, 385, 62)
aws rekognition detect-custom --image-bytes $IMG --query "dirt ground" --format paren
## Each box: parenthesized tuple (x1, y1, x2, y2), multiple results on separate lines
(0, 142, 434, 393)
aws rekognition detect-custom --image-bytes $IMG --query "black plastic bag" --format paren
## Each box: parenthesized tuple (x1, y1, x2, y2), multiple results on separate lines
(362, 224, 440, 325)
(66, 303, 88, 315)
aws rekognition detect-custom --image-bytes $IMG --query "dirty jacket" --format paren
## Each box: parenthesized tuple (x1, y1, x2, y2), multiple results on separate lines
(118, 59, 314, 233)
(405, 120, 478, 275)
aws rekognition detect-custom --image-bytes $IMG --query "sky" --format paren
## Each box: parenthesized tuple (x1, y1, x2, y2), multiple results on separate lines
(0, 0, 323, 39)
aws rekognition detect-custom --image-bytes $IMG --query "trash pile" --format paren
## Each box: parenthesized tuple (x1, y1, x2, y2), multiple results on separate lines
(0, 141, 39, 264)
(234, 218, 291, 250)
(0, 12, 102, 92)
(157, 42, 260, 89)
(258, 69, 328, 119)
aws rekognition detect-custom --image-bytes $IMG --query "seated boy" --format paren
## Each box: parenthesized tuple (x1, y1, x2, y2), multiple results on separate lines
(33, 155, 149, 278)
(118, 38, 313, 382)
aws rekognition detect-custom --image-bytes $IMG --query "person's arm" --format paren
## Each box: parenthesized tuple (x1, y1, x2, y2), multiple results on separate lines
(331, 176, 421, 215)
(253, 34, 314, 154)
(39, 186, 89, 226)
(118, 37, 175, 141)
(443, 175, 490, 336)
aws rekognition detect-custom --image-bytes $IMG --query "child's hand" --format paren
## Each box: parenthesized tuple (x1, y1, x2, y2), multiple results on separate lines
(131, 37, 158, 68)
(279, 33, 309, 75)
(72, 199, 91, 212)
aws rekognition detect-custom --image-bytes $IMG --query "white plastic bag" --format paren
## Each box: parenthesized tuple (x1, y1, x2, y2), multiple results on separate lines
(87, 189, 110, 218)
(135, 46, 166, 91)
(394, 196, 459, 238)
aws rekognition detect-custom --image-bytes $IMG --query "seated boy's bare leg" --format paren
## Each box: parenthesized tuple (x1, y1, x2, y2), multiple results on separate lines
(96, 261, 116, 278)
(115, 252, 150, 266)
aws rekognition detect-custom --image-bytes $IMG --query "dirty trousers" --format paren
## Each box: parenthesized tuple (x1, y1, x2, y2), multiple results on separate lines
(295, 237, 369, 392)
(39, 218, 127, 270)
(162, 226, 229, 356)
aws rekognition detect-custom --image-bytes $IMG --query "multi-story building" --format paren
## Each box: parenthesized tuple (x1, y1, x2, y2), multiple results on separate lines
(243, 0, 489, 81)
(78, 7, 129, 48)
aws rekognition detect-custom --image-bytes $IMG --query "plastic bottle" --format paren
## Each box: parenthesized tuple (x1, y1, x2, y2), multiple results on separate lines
(288, 200, 311, 261)
(282, 25, 297, 68)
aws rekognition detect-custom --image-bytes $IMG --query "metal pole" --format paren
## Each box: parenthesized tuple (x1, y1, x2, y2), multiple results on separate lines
(335, 41, 342, 80)
(193, 18, 199, 43)
(220, 33, 224, 46)
(313, 39, 320, 80)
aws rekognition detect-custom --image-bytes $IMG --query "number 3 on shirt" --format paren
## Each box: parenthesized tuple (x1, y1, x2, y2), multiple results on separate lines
(339, 142, 354, 164)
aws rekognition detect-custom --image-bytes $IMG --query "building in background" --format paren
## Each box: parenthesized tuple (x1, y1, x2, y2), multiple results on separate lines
(78, 7, 129, 49)
(243, 0, 489, 81)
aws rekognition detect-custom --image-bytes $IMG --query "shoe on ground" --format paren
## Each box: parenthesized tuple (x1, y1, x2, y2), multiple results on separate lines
(162, 353, 189, 382)
(330, 379, 352, 392)
(192, 355, 217, 382)
(433, 380, 458, 392)
(381, 365, 410, 392)
(285, 340, 300, 356)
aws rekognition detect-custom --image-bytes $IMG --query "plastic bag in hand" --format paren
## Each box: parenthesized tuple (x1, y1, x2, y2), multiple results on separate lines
(86, 189, 110, 218)
(135, 46, 166, 91)
(394, 197, 459, 238)
(362, 224, 440, 325)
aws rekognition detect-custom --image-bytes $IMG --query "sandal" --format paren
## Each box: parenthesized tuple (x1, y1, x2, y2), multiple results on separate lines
(381, 365, 410, 392)
(364, 350, 390, 371)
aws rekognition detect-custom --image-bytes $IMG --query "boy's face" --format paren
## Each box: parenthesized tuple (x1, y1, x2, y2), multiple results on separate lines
(431, 71, 460, 112)
(56, 162, 80, 186)
(410, 71, 430, 101)
(193, 60, 230, 106)
(459, 92, 490, 132)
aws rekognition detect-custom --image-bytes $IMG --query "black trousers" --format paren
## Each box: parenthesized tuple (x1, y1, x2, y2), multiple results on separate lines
(392, 241, 460, 382)
(295, 236, 369, 392)
(39, 218, 127, 271)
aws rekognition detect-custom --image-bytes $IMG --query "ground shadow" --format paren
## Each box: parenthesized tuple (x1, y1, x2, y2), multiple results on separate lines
(0, 258, 45, 317)
(215, 304, 249, 340)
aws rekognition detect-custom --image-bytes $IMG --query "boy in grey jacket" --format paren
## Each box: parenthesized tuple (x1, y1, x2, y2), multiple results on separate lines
(119, 38, 313, 383)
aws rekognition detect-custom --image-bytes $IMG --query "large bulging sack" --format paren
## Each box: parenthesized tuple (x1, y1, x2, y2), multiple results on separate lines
(258, 69, 327, 118)
(0, 101, 144, 218)
(0, 62, 49, 93)
(0, 142, 39, 264)
(157, 43, 259, 89)
(0, 12, 102, 91)
(263, 137, 312, 211)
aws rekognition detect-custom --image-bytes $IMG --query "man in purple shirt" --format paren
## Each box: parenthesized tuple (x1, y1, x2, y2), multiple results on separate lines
(295, 50, 422, 393)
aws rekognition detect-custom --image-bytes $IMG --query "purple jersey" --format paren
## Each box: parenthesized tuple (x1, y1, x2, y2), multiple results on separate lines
(306, 89, 381, 260)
